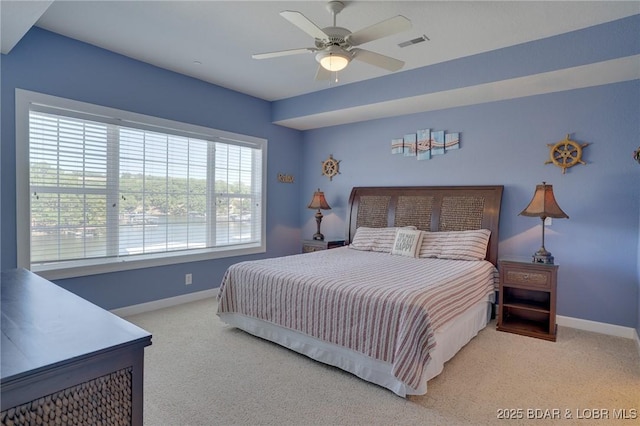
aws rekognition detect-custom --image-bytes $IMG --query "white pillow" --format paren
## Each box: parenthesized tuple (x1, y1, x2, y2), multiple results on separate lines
(419, 229, 491, 261)
(418, 231, 442, 258)
(391, 228, 424, 258)
(350, 226, 416, 253)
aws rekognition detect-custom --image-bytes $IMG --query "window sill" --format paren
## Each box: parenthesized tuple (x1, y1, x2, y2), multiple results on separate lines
(31, 244, 265, 280)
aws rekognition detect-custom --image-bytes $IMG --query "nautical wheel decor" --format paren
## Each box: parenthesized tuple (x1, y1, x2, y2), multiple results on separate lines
(633, 146, 640, 164)
(321, 154, 341, 181)
(545, 134, 589, 174)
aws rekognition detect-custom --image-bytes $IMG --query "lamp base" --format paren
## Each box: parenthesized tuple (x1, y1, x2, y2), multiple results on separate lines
(313, 209, 325, 241)
(532, 248, 554, 264)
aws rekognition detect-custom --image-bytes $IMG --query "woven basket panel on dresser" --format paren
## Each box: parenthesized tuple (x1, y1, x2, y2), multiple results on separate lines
(438, 196, 485, 231)
(356, 195, 391, 228)
(394, 196, 434, 230)
(1, 368, 132, 426)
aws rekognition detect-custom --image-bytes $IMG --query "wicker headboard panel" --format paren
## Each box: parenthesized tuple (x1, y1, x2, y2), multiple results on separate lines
(346, 186, 504, 266)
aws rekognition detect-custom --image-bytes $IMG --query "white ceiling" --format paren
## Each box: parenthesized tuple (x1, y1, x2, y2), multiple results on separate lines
(2, 1, 639, 102)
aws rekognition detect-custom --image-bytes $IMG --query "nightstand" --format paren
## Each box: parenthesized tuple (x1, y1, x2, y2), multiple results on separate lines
(302, 239, 345, 253)
(497, 258, 558, 341)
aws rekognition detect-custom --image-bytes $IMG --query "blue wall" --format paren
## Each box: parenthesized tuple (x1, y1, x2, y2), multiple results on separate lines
(299, 82, 640, 329)
(2, 23, 639, 332)
(274, 15, 640, 124)
(1, 28, 303, 309)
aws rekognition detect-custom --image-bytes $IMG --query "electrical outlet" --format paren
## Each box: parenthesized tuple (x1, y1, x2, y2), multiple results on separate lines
(544, 217, 552, 226)
(185, 273, 192, 285)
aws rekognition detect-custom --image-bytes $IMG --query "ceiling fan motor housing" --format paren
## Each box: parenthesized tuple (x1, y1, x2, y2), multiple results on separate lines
(314, 26, 353, 71)
(315, 27, 351, 49)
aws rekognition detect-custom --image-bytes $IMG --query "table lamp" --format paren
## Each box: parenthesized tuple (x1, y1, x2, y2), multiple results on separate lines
(307, 188, 331, 241)
(519, 182, 569, 264)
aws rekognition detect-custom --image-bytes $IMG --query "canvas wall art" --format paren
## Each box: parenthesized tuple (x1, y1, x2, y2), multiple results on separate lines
(403, 133, 417, 157)
(391, 138, 404, 155)
(431, 130, 445, 155)
(445, 133, 460, 150)
(392, 128, 461, 161)
(417, 129, 431, 161)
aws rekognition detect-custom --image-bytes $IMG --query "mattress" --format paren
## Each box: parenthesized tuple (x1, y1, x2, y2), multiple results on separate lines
(217, 247, 496, 396)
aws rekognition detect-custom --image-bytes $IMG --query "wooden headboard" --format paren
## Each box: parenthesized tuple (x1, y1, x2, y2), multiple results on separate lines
(346, 186, 504, 266)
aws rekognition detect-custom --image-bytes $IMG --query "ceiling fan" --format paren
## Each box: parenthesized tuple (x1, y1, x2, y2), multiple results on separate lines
(252, 1, 411, 80)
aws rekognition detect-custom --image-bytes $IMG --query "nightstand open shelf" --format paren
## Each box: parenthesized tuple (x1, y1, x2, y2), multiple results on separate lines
(497, 259, 558, 341)
(502, 287, 550, 313)
(502, 300, 550, 313)
(499, 314, 551, 335)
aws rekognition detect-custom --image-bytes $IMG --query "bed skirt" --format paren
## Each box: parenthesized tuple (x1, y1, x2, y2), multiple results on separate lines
(218, 295, 493, 397)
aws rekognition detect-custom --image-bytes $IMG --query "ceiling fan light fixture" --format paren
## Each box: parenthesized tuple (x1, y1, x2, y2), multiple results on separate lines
(316, 47, 350, 71)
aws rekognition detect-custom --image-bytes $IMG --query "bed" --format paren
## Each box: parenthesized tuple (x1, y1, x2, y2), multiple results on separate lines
(217, 185, 503, 396)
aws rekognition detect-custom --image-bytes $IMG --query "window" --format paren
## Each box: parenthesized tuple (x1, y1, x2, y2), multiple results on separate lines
(16, 90, 266, 279)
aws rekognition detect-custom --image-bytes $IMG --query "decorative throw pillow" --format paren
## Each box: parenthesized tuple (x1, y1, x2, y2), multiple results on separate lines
(419, 229, 491, 261)
(350, 226, 416, 253)
(390, 228, 424, 258)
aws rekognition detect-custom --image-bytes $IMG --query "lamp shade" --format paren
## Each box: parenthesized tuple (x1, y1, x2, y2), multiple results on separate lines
(316, 46, 350, 72)
(307, 189, 331, 210)
(519, 182, 569, 220)
(519, 182, 568, 264)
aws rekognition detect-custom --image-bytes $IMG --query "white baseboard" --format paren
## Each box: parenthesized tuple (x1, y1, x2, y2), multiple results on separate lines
(556, 315, 637, 339)
(110, 289, 217, 317)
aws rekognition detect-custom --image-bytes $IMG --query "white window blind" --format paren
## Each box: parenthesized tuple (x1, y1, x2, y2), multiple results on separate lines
(19, 90, 266, 278)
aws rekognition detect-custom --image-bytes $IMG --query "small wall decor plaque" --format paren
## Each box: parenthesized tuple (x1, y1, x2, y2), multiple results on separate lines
(545, 134, 589, 174)
(277, 173, 295, 183)
(633, 146, 640, 164)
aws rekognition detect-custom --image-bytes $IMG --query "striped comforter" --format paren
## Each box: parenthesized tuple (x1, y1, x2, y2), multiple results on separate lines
(217, 247, 496, 390)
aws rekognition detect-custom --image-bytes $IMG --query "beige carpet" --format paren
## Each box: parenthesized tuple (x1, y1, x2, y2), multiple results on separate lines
(125, 297, 639, 426)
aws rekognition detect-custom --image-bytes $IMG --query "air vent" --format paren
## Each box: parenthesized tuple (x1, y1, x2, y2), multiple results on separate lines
(398, 35, 430, 48)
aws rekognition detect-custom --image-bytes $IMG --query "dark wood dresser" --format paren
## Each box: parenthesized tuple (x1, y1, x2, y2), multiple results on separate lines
(1, 268, 152, 425)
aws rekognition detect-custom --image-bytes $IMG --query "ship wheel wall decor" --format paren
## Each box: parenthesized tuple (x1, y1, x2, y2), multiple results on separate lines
(545, 134, 589, 174)
(321, 154, 341, 181)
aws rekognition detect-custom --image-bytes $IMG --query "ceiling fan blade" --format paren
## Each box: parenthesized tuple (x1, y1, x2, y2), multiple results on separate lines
(347, 15, 411, 46)
(351, 48, 405, 72)
(280, 10, 328, 41)
(252, 47, 317, 60)
(315, 65, 332, 81)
